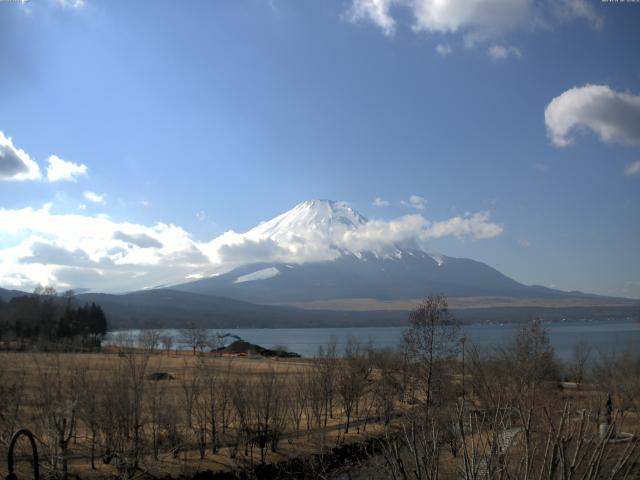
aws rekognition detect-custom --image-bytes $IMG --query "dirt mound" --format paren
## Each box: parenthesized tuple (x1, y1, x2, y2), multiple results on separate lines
(215, 339, 300, 358)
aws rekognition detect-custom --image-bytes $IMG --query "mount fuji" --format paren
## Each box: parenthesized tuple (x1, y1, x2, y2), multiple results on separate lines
(5, 199, 632, 329)
(173, 200, 622, 309)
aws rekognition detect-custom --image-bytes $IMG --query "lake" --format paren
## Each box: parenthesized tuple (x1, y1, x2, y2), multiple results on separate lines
(108, 319, 640, 361)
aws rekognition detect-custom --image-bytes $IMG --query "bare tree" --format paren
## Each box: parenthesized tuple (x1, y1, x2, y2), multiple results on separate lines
(160, 334, 174, 353)
(500, 320, 559, 409)
(251, 368, 287, 463)
(288, 369, 308, 435)
(76, 363, 101, 469)
(371, 348, 403, 426)
(34, 354, 77, 479)
(180, 358, 201, 429)
(403, 294, 461, 412)
(138, 329, 161, 353)
(180, 322, 209, 355)
(336, 338, 372, 433)
(315, 338, 338, 427)
(120, 350, 150, 473)
(146, 369, 168, 461)
(570, 340, 592, 390)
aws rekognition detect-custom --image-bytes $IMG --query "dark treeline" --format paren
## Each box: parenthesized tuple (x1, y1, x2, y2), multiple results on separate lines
(0, 286, 107, 349)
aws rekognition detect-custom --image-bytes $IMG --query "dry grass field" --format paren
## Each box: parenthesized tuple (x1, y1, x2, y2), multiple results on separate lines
(0, 308, 638, 480)
(0, 348, 395, 480)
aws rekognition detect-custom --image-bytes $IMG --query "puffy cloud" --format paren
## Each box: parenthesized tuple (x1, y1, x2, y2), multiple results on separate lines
(422, 211, 504, 240)
(46, 155, 88, 182)
(401, 194, 426, 210)
(372, 197, 390, 207)
(339, 214, 426, 254)
(345, 0, 601, 46)
(435, 43, 453, 56)
(410, 0, 531, 42)
(545, 85, 640, 147)
(0, 131, 42, 181)
(0, 204, 211, 292)
(625, 161, 640, 177)
(83, 190, 106, 204)
(0, 201, 503, 292)
(487, 44, 522, 60)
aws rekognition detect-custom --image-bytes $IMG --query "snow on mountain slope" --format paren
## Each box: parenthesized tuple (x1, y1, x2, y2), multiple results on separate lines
(234, 267, 280, 284)
(247, 200, 367, 239)
(217, 199, 424, 263)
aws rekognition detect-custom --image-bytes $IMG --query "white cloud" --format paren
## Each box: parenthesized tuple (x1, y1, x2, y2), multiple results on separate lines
(435, 43, 453, 56)
(422, 211, 504, 240)
(401, 194, 426, 210)
(624, 161, 640, 177)
(545, 84, 640, 147)
(372, 197, 390, 207)
(83, 190, 106, 204)
(410, 0, 531, 42)
(0, 204, 210, 292)
(46, 155, 88, 182)
(345, 0, 601, 46)
(487, 44, 522, 60)
(0, 131, 42, 181)
(0, 202, 503, 292)
(346, 0, 397, 36)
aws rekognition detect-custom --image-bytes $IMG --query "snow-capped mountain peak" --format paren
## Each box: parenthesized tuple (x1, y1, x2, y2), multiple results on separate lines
(204, 199, 435, 267)
(247, 200, 367, 239)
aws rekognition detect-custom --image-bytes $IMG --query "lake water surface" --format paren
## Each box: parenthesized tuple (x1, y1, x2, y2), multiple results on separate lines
(109, 319, 640, 360)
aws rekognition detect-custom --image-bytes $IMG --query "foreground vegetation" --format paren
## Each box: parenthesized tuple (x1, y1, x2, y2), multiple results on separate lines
(0, 295, 638, 480)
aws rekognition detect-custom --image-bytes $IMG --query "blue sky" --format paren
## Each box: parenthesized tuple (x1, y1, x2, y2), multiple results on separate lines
(0, 0, 639, 297)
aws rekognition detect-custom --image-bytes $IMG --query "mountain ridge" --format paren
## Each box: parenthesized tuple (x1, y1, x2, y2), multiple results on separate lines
(172, 199, 637, 307)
